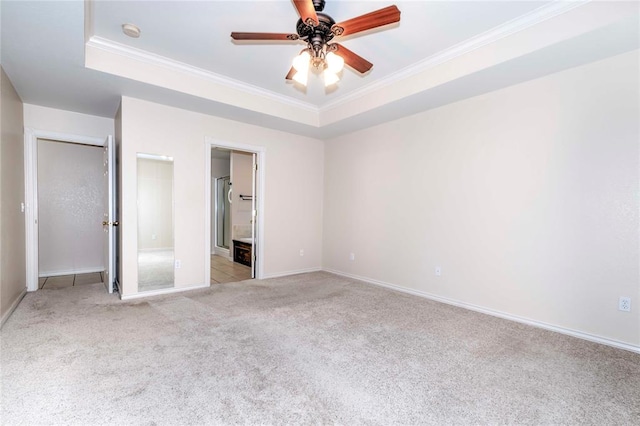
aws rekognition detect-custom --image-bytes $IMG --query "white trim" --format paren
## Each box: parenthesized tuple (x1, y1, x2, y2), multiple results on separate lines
(1, 288, 27, 328)
(24, 128, 111, 292)
(39, 268, 103, 278)
(324, 269, 640, 355)
(120, 283, 209, 301)
(213, 247, 230, 258)
(319, 0, 590, 112)
(26, 129, 104, 146)
(83, 0, 94, 44)
(85, 1, 588, 119)
(86, 35, 317, 114)
(24, 128, 38, 292)
(262, 267, 322, 280)
(204, 138, 266, 286)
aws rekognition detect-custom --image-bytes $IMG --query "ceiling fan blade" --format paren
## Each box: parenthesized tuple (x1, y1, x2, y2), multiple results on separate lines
(285, 67, 296, 80)
(331, 43, 373, 74)
(332, 5, 401, 37)
(293, 0, 319, 26)
(231, 32, 299, 41)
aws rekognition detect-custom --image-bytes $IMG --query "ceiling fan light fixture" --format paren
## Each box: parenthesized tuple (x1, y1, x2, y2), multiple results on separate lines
(292, 70, 308, 86)
(292, 50, 311, 73)
(323, 69, 340, 87)
(325, 52, 344, 73)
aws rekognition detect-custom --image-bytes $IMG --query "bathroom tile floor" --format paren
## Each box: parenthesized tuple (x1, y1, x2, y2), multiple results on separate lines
(39, 272, 104, 289)
(211, 255, 251, 284)
(38, 260, 249, 289)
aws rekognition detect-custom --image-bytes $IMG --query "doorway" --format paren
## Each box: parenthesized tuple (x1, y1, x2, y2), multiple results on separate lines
(205, 138, 265, 285)
(24, 129, 117, 293)
(36, 139, 104, 289)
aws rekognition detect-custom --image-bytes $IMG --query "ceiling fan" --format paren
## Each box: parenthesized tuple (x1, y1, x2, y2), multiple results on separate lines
(230, 0, 401, 87)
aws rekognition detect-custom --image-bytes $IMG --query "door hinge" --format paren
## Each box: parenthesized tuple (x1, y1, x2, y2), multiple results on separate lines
(254, 163, 258, 171)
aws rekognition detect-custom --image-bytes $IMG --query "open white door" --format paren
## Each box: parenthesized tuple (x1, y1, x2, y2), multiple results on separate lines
(251, 153, 257, 279)
(102, 135, 116, 293)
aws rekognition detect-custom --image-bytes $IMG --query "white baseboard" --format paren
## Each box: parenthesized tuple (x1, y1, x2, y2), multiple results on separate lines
(120, 283, 210, 300)
(324, 269, 640, 355)
(39, 268, 103, 278)
(213, 247, 230, 258)
(1, 288, 27, 328)
(261, 267, 322, 280)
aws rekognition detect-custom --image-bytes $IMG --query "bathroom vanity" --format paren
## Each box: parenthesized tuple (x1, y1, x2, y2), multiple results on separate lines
(232, 239, 253, 267)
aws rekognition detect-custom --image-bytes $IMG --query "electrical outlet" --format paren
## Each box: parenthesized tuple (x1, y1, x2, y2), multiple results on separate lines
(175, 260, 181, 269)
(349, 253, 355, 261)
(151, 234, 157, 240)
(619, 297, 631, 312)
(299, 249, 304, 257)
(435, 267, 442, 277)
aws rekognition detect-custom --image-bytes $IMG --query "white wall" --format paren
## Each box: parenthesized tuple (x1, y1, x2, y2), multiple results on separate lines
(24, 104, 114, 138)
(37, 140, 105, 276)
(230, 151, 253, 240)
(119, 96, 324, 297)
(1, 66, 26, 324)
(323, 50, 640, 348)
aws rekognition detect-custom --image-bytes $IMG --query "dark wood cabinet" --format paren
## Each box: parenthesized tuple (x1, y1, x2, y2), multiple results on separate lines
(233, 240, 252, 267)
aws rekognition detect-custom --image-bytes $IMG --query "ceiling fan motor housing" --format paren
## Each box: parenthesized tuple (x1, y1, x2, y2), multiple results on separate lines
(296, 12, 336, 54)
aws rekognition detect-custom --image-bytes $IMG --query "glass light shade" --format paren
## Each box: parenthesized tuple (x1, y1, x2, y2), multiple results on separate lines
(292, 71, 308, 86)
(323, 69, 339, 87)
(292, 51, 311, 73)
(325, 52, 344, 73)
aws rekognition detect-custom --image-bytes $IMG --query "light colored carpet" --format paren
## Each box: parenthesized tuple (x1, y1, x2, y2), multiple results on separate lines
(1, 272, 638, 425)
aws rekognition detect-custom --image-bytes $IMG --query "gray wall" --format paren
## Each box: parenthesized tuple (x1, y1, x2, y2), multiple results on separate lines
(1, 66, 26, 324)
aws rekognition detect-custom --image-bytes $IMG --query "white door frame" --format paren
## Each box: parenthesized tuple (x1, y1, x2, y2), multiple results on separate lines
(23, 128, 107, 292)
(204, 137, 265, 284)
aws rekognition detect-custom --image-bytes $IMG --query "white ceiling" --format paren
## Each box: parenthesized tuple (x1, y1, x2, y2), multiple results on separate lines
(1, 1, 638, 139)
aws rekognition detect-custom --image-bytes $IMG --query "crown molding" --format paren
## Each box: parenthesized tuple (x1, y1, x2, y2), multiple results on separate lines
(86, 35, 319, 114)
(319, 0, 590, 112)
(85, 0, 591, 126)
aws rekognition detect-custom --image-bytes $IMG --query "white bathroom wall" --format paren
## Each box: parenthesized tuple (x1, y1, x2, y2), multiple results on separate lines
(231, 151, 253, 240)
(323, 50, 640, 348)
(37, 140, 105, 276)
(211, 157, 230, 179)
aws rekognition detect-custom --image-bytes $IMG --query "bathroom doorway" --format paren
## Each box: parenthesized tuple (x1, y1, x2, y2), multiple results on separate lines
(205, 139, 265, 284)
